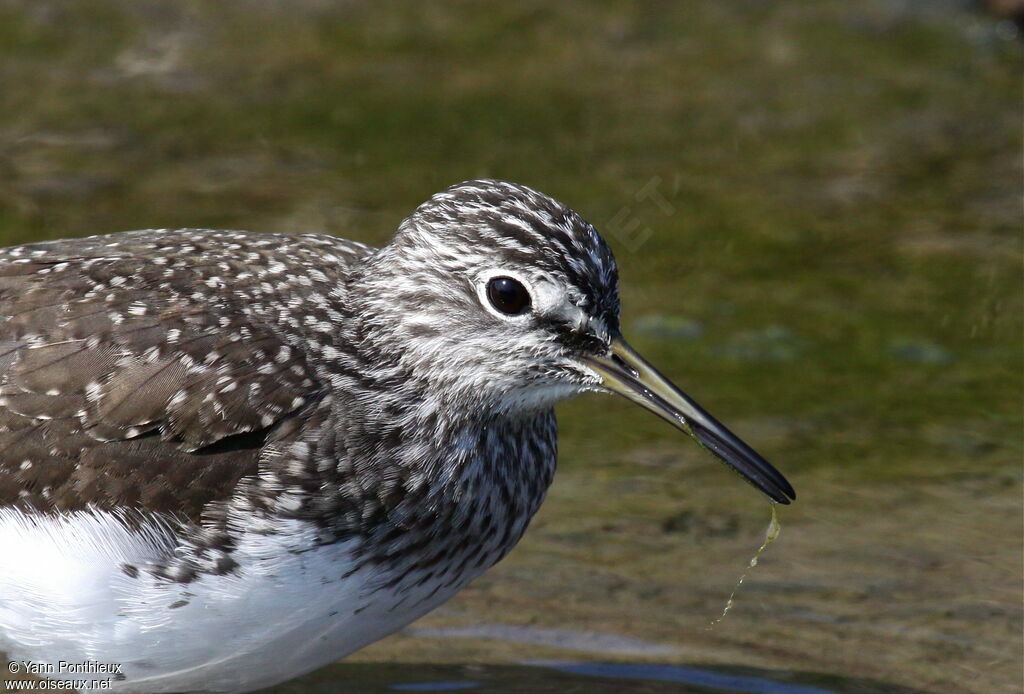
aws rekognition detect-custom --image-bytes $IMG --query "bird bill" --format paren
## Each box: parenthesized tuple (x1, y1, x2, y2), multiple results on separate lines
(584, 335, 796, 504)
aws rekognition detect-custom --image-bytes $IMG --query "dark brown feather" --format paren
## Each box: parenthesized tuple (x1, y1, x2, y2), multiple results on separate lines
(0, 230, 370, 520)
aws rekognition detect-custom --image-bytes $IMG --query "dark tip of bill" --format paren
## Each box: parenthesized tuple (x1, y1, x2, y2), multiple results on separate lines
(691, 421, 796, 504)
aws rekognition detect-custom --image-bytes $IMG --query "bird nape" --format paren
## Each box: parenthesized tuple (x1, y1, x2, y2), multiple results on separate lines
(0, 179, 793, 693)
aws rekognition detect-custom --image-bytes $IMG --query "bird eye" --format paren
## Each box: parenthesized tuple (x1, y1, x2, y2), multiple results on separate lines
(486, 276, 531, 315)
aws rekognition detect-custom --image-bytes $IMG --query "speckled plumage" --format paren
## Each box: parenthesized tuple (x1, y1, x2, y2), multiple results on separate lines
(0, 180, 625, 693)
(0, 179, 792, 693)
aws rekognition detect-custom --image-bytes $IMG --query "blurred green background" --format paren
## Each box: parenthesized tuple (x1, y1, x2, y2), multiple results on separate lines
(0, 1, 1020, 693)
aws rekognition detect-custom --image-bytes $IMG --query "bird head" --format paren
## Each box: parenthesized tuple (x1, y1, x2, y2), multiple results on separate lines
(356, 179, 794, 504)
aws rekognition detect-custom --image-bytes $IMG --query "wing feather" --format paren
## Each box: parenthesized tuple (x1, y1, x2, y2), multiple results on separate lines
(0, 232, 353, 519)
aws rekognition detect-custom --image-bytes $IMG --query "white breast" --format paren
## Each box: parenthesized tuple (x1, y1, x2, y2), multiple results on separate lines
(0, 508, 471, 693)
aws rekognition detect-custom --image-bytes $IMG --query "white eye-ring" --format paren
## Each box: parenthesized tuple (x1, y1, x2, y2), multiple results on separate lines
(475, 269, 536, 321)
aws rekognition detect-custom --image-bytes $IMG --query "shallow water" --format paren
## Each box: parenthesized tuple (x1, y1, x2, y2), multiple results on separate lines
(267, 661, 930, 694)
(0, 0, 1020, 693)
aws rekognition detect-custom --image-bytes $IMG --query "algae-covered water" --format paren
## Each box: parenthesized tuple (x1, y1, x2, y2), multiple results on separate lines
(0, 2, 1020, 693)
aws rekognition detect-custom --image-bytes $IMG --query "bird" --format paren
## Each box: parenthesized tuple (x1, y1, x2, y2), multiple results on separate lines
(0, 179, 794, 693)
